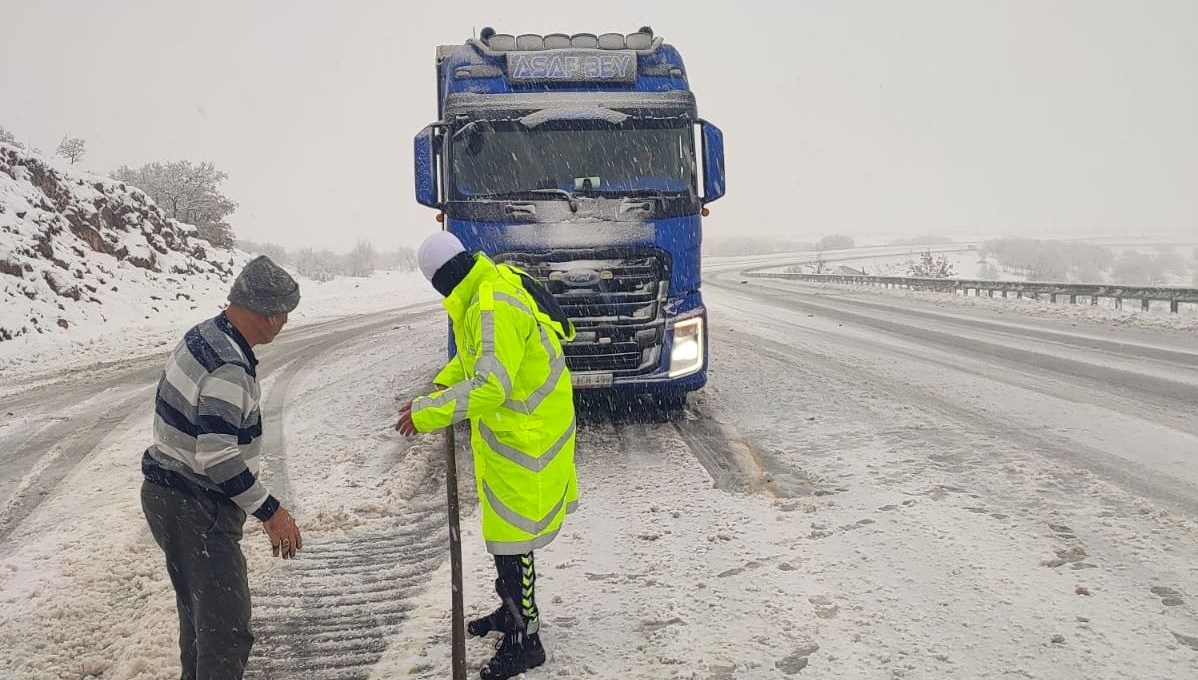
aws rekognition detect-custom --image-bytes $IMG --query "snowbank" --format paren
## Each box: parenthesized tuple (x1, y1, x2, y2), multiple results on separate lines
(0, 143, 437, 382)
(0, 143, 242, 370)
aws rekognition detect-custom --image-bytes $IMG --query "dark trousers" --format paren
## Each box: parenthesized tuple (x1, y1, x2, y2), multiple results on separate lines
(494, 552, 540, 634)
(141, 479, 253, 680)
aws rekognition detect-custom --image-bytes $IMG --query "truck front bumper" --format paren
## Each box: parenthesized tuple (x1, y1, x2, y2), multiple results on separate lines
(570, 303, 708, 396)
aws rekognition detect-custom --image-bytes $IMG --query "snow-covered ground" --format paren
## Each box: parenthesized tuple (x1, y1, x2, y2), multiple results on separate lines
(3, 254, 1197, 679)
(764, 245, 1198, 286)
(0, 268, 436, 391)
(739, 246, 1198, 333)
(748, 277, 1198, 333)
(0, 304, 444, 679)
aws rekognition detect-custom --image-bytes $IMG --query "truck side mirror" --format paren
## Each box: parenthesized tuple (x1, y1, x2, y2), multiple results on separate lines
(414, 125, 441, 208)
(700, 120, 725, 204)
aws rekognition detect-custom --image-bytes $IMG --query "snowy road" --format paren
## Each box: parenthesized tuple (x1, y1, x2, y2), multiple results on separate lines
(0, 304, 439, 542)
(708, 274, 1198, 514)
(2, 269, 1197, 679)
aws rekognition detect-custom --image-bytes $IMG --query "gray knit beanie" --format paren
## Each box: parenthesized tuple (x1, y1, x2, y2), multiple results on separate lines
(228, 255, 301, 316)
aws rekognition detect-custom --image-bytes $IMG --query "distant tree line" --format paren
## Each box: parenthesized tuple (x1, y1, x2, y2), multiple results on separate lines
(237, 239, 417, 282)
(707, 237, 808, 257)
(707, 234, 857, 257)
(981, 238, 1192, 285)
(888, 234, 954, 246)
(815, 234, 856, 251)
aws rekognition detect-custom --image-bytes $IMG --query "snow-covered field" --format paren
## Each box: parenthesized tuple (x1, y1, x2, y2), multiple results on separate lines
(741, 246, 1198, 333)
(750, 277, 1198, 333)
(2, 254, 1197, 679)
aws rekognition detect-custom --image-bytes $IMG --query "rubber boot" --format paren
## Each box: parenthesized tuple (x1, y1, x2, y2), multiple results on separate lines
(479, 553, 546, 679)
(479, 630, 546, 680)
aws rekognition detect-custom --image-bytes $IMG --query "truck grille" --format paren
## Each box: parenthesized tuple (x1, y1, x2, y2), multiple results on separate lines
(496, 248, 669, 376)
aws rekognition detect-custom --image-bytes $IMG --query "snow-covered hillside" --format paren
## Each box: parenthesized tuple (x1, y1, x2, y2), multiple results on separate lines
(0, 143, 243, 345)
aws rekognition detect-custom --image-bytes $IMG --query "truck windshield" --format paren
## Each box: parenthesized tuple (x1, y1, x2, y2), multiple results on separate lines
(450, 119, 695, 200)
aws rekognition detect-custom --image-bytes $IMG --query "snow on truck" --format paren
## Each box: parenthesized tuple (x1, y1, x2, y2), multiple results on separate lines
(413, 26, 726, 409)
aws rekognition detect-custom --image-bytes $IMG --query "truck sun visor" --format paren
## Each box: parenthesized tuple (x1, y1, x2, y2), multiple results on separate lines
(519, 106, 630, 128)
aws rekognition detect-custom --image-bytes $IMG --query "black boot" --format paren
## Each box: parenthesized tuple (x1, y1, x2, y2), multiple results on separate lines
(468, 579, 515, 637)
(480, 553, 546, 679)
(467, 605, 513, 637)
(479, 630, 546, 680)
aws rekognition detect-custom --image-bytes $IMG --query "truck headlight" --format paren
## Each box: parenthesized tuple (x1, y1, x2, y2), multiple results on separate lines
(668, 316, 705, 378)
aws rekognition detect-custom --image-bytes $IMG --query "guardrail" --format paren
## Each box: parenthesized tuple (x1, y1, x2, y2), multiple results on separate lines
(745, 272, 1198, 314)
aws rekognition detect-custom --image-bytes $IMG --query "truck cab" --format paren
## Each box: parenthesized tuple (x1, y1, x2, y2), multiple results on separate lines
(414, 27, 725, 407)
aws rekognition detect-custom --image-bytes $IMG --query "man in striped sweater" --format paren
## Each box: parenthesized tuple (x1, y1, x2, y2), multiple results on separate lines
(141, 255, 302, 680)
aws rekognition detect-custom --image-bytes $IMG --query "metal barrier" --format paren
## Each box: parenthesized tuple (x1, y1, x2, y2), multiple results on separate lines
(746, 272, 1198, 314)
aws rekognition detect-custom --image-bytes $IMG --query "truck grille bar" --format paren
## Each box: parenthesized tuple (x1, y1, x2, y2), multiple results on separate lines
(496, 248, 670, 375)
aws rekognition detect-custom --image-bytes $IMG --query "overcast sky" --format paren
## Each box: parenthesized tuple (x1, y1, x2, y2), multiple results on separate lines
(2, 0, 1195, 250)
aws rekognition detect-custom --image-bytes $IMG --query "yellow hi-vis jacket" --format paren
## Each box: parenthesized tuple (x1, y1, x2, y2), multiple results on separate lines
(411, 254, 578, 555)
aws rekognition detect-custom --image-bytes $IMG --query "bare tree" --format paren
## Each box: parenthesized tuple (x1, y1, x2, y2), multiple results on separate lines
(982, 237, 1114, 281)
(112, 161, 238, 248)
(342, 240, 377, 278)
(56, 136, 87, 164)
(377, 246, 418, 272)
(1111, 251, 1165, 285)
(292, 248, 339, 282)
(238, 240, 291, 264)
(908, 249, 956, 278)
(1154, 249, 1186, 277)
(798, 248, 830, 274)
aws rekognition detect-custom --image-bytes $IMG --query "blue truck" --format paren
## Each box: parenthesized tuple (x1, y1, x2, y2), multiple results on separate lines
(414, 26, 725, 409)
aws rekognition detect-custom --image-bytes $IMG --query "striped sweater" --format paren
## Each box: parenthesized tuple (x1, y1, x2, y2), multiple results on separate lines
(142, 313, 279, 521)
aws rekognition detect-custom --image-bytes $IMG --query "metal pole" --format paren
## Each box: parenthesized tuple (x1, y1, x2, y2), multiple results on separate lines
(445, 426, 467, 680)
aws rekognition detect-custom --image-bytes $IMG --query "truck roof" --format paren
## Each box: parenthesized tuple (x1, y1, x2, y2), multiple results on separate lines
(435, 26, 692, 106)
(467, 28, 659, 53)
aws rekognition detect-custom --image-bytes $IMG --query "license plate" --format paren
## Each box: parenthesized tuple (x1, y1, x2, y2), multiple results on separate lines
(571, 372, 614, 389)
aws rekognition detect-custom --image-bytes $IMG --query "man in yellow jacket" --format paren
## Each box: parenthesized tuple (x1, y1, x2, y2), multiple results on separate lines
(396, 231, 578, 680)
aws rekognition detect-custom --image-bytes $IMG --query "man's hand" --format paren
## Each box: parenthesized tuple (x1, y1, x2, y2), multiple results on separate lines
(263, 506, 302, 559)
(395, 400, 417, 437)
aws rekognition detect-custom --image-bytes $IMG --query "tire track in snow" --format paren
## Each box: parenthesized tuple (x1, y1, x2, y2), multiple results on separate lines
(580, 397, 788, 498)
(0, 388, 147, 543)
(246, 306, 447, 680)
(246, 496, 448, 680)
(0, 305, 438, 547)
